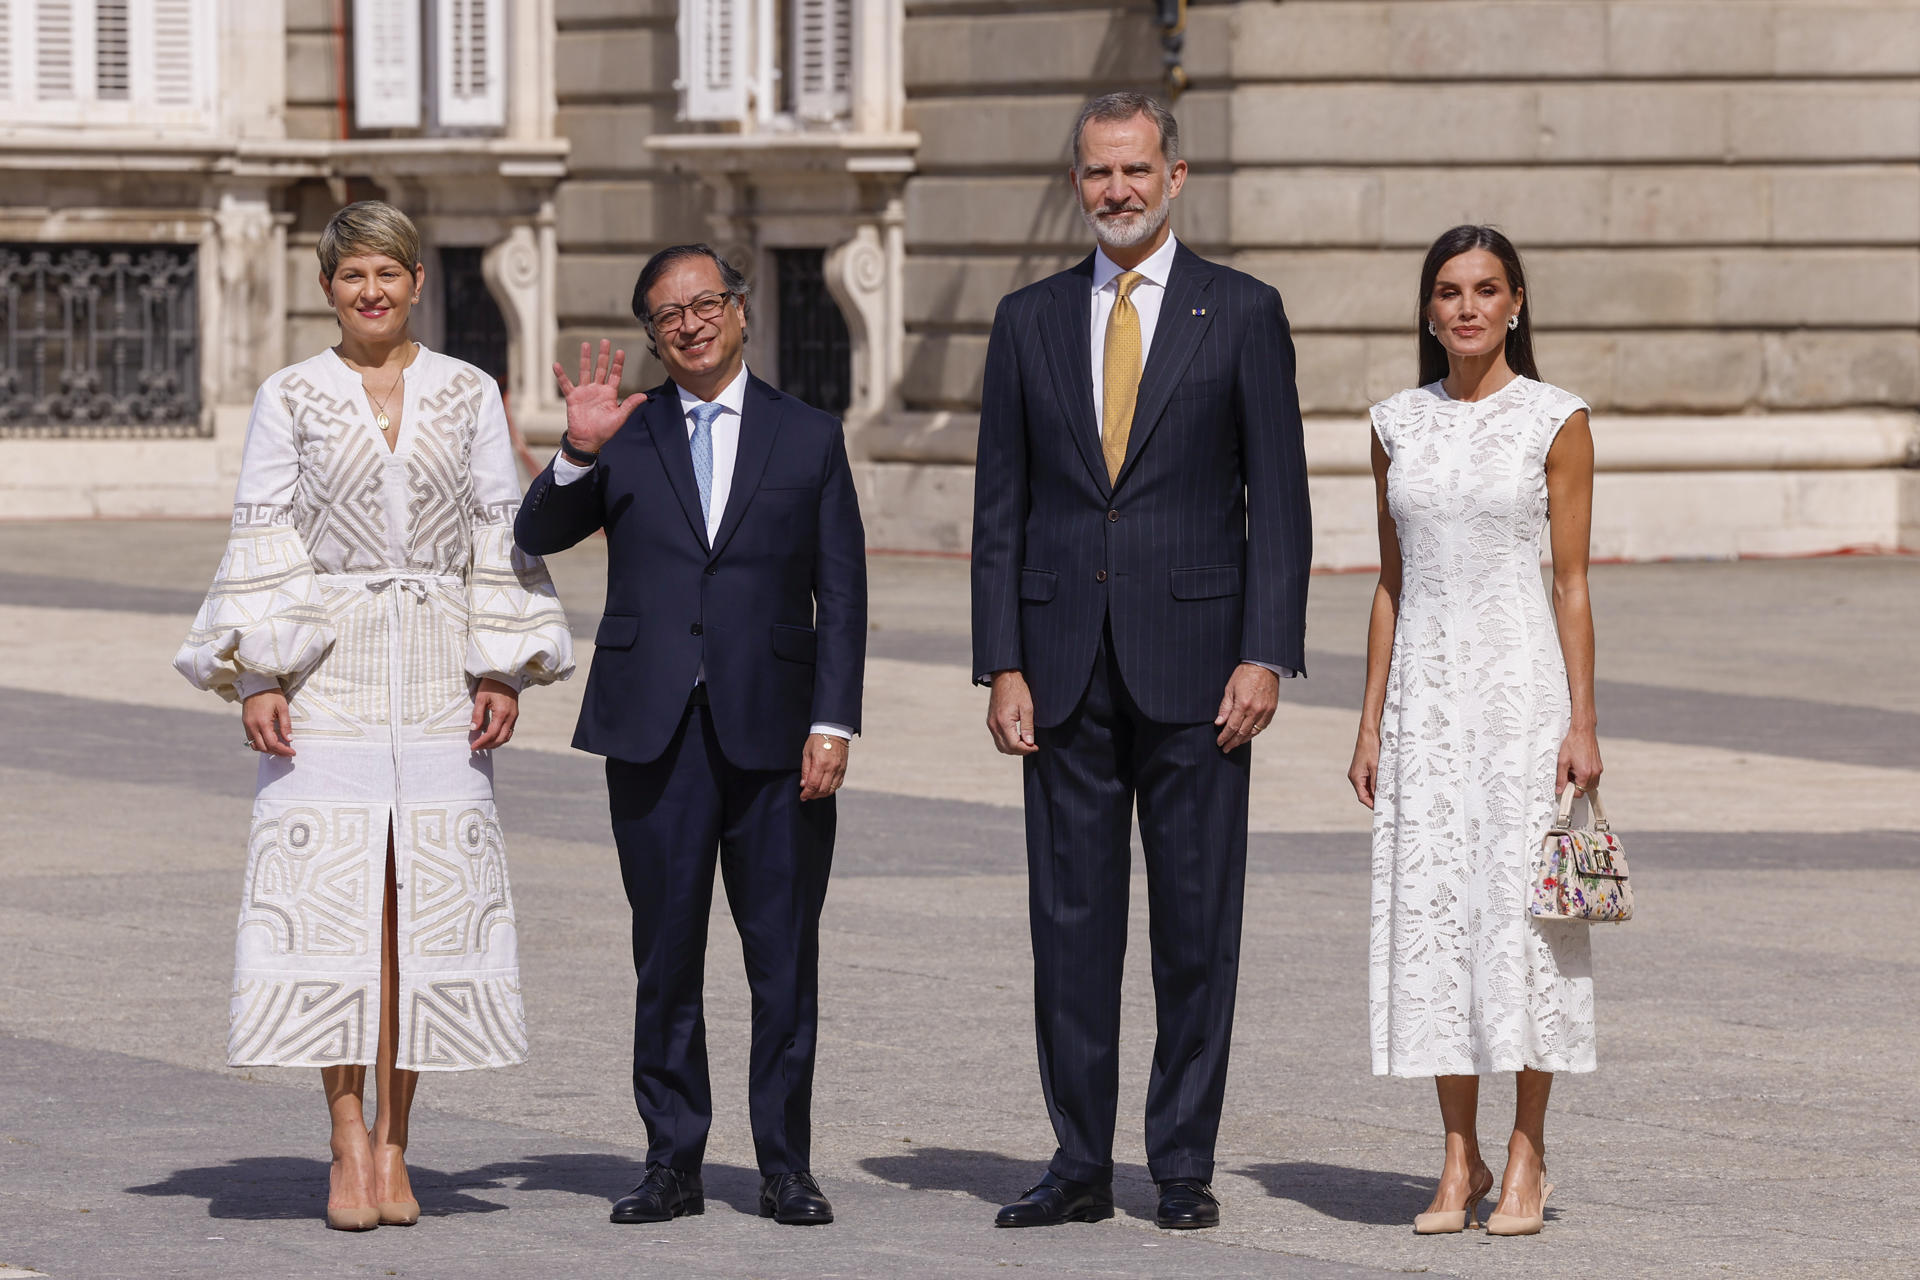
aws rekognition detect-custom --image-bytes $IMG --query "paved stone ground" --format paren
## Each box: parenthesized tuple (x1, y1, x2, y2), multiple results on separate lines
(1, 520, 1916, 1280)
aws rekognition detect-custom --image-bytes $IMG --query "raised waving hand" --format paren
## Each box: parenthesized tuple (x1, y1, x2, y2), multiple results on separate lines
(553, 339, 649, 453)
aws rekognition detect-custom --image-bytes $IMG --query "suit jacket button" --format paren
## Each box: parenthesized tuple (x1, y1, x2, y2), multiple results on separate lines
(1108, 509, 1119, 522)
(1095, 569, 1108, 583)
(706, 566, 718, 576)
(690, 622, 703, 636)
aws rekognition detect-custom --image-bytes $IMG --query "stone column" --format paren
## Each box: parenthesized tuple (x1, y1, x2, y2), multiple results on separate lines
(483, 205, 566, 441)
(823, 190, 908, 439)
(213, 188, 286, 404)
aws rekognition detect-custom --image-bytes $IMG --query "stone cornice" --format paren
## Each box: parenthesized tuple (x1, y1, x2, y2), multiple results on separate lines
(0, 134, 570, 181)
(642, 131, 920, 175)
(862, 411, 1920, 472)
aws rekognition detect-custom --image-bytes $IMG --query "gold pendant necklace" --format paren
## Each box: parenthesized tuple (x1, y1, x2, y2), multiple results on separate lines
(362, 343, 415, 439)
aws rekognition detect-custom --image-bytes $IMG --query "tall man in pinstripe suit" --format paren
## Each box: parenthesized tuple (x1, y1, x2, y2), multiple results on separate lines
(972, 92, 1312, 1231)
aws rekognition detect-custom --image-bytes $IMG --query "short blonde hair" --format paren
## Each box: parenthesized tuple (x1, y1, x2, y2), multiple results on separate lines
(316, 200, 421, 279)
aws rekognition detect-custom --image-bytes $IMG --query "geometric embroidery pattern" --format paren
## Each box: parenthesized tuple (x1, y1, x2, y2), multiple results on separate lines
(178, 347, 575, 1072)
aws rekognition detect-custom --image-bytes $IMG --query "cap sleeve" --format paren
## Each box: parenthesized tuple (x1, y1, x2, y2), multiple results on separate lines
(1537, 382, 1591, 459)
(1368, 397, 1397, 460)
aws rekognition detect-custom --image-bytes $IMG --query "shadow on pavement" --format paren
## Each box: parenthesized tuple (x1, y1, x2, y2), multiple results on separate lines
(125, 1153, 771, 1219)
(860, 1146, 1161, 1221)
(1236, 1161, 1436, 1225)
(459, 1154, 768, 1215)
(124, 1155, 508, 1219)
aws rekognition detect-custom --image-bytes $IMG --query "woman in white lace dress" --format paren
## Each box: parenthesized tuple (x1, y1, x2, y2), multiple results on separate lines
(1347, 225, 1603, 1237)
(174, 203, 573, 1231)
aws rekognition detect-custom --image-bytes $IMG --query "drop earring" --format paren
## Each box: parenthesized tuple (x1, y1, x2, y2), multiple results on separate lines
(1427, 321, 1437, 336)
(1508, 314, 1520, 331)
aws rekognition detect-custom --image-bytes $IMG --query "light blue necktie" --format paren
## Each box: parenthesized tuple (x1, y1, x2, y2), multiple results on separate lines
(688, 401, 722, 526)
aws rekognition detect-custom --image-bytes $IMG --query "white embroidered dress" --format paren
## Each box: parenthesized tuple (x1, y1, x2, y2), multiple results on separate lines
(175, 347, 573, 1071)
(1367, 376, 1596, 1077)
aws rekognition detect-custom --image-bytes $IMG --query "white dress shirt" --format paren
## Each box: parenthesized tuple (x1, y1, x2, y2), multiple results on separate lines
(1088, 234, 1297, 682)
(552, 364, 854, 738)
(1089, 232, 1180, 430)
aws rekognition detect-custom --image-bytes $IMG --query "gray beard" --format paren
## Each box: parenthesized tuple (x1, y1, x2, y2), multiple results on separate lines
(1082, 197, 1171, 251)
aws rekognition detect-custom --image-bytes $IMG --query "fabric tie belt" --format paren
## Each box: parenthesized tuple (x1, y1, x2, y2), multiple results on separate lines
(319, 572, 470, 791)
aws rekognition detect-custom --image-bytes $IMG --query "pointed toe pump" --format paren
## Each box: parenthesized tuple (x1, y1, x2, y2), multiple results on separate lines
(325, 1205, 380, 1231)
(1484, 1173, 1554, 1237)
(1413, 1169, 1495, 1235)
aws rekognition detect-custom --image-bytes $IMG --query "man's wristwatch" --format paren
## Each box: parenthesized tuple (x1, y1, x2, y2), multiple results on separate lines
(559, 435, 600, 466)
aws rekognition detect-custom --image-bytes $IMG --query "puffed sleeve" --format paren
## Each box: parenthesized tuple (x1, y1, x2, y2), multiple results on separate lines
(464, 377, 575, 692)
(173, 379, 336, 702)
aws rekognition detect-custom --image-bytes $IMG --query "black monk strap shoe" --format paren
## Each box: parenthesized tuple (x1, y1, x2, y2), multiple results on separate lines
(610, 1165, 704, 1224)
(759, 1172, 834, 1225)
(994, 1172, 1116, 1227)
(1155, 1178, 1221, 1229)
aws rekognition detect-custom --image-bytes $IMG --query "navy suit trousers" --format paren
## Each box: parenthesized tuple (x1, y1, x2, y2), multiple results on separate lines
(606, 702, 835, 1176)
(1023, 625, 1251, 1185)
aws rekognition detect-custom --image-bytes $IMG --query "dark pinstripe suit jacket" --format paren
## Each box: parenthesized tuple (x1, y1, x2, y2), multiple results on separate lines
(971, 242, 1312, 728)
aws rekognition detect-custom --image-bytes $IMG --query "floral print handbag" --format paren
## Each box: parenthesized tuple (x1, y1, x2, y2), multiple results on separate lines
(1531, 783, 1634, 923)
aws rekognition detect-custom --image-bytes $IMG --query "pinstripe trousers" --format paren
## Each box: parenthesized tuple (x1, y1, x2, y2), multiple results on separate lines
(1023, 622, 1251, 1185)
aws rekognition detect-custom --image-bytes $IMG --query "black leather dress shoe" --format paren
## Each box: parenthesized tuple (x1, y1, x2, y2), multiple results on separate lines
(1155, 1178, 1220, 1229)
(994, 1172, 1115, 1227)
(759, 1172, 834, 1225)
(610, 1165, 704, 1224)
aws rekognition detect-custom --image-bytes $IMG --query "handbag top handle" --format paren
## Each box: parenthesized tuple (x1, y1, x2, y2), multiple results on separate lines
(1552, 782, 1611, 833)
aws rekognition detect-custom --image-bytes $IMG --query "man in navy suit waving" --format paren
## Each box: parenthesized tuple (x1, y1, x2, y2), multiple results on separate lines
(516, 245, 866, 1227)
(972, 93, 1312, 1231)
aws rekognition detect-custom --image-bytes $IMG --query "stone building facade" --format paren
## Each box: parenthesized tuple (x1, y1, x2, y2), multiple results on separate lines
(4, 0, 1916, 562)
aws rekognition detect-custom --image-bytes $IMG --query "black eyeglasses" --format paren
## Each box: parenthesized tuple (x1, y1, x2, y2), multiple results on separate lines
(647, 291, 734, 334)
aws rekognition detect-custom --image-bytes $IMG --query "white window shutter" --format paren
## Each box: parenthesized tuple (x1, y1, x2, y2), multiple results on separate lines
(149, 0, 194, 106)
(677, 0, 747, 123)
(34, 0, 74, 99)
(354, 0, 421, 129)
(791, 0, 849, 122)
(93, 0, 125, 98)
(435, 0, 504, 129)
(0, 1, 14, 101)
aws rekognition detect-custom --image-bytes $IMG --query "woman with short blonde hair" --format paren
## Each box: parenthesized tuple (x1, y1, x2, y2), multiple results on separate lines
(176, 200, 573, 1231)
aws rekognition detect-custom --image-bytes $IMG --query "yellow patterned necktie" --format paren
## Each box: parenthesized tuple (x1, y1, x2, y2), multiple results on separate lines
(1101, 270, 1146, 484)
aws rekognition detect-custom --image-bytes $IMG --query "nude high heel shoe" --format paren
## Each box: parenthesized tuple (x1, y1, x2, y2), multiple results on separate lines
(325, 1204, 380, 1231)
(327, 1144, 380, 1231)
(1484, 1168, 1553, 1236)
(1413, 1168, 1495, 1234)
(374, 1145, 421, 1226)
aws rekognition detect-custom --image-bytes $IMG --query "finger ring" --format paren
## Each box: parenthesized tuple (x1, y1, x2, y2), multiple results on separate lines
(244, 740, 256, 750)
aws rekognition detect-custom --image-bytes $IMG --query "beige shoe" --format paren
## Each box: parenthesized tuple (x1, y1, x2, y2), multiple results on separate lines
(1484, 1173, 1554, 1236)
(325, 1205, 379, 1231)
(1413, 1168, 1495, 1235)
(374, 1144, 420, 1225)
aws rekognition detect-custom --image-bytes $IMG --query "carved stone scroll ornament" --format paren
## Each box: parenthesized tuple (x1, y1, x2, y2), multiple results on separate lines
(823, 225, 888, 423)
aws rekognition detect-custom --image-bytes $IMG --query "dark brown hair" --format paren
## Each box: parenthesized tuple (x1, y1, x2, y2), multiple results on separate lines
(1417, 225, 1539, 386)
(631, 243, 751, 357)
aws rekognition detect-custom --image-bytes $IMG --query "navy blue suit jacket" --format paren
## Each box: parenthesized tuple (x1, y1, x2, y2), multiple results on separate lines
(971, 243, 1312, 728)
(515, 375, 867, 771)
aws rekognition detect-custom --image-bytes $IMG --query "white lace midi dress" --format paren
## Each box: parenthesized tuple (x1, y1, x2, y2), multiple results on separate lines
(174, 347, 574, 1071)
(1367, 377, 1597, 1078)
